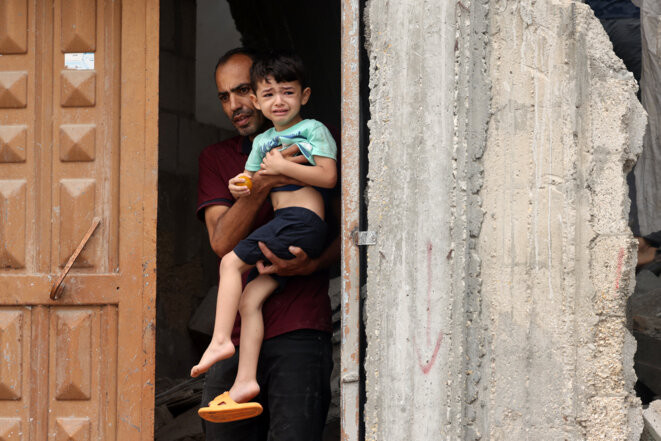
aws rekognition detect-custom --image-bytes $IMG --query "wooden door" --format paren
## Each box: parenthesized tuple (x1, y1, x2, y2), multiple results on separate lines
(0, 1, 158, 440)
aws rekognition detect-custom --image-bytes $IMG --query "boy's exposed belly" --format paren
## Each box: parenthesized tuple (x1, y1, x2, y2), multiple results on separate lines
(270, 186, 325, 220)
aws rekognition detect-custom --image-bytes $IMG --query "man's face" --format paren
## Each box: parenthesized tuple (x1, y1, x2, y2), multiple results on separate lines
(215, 54, 264, 137)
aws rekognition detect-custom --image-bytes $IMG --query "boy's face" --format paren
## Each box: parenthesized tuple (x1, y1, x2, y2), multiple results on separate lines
(251, 76, 311, 131)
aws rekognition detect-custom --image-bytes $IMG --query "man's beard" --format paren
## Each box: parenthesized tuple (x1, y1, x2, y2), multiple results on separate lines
(233, 109, 259, 136)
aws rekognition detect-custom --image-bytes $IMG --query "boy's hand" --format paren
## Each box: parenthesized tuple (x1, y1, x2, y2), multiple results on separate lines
(255, 241, 318, 276)
(260, 149, 288, 175)
(229, 173, 252, 199)
(250, 145, 307, 192)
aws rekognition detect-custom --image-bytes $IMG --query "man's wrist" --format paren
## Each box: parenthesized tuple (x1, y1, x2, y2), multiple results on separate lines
(251, 173, 276, 196)
(306, 257, 321, 274)
(246, 175, 272, 200)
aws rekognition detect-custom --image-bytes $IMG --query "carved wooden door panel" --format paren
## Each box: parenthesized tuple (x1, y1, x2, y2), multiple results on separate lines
(0, 1, 158, 440)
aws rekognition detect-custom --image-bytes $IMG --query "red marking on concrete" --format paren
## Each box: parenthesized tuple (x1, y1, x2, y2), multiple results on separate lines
(427, 242, 432, 345)
(615, 247, 625, 290)
(413, 240, 444, 375)
(413, 333, 444, 375)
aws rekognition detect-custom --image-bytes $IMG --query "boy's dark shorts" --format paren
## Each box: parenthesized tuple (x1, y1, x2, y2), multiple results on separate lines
(234, 207, 327, 265)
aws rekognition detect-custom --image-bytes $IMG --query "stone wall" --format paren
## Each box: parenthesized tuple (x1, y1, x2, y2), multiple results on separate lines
(364, 0, 646, 440)
(364, 0, 489, 438)
(482, 1, 645, 439)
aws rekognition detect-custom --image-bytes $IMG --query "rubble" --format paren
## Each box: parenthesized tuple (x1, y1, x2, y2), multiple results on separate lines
(154, 377, 205, 441)
(643, 401, 661, 441)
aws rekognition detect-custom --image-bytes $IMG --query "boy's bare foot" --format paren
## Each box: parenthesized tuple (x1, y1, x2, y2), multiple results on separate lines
(229, 380, 260, 403)
(191, 340, 236, 377)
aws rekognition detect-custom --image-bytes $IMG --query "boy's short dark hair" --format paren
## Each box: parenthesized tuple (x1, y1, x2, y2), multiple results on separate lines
(214, 47, 258, 77)
(250, 50, 308, 91)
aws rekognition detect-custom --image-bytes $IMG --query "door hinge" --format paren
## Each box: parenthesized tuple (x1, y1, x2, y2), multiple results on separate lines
(353, 230, 377, 246)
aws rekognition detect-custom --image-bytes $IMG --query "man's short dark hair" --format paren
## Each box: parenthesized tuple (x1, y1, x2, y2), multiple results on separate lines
(214, 47, 258, 77)
(250, 50, 308, 91)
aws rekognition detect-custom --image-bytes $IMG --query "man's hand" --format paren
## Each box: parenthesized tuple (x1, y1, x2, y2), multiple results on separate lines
(255, 241, 318, 276)
(247, 144, 307, 192)
(280, 144, 308, 164)
(260, 144, 307, 176)
(252, 168, 306, 191)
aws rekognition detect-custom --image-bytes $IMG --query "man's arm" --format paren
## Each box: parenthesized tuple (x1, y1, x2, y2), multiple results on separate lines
(205, 191, 267, 258)
(261, 150, 337, 189)
(203, 144, 327, 259)
(205, 169, 304, 257)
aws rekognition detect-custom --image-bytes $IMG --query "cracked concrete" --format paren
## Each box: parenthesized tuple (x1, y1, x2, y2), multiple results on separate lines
(364, 0, 646, 439)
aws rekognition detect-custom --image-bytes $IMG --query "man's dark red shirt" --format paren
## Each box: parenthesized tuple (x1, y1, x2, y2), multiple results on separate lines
(197, 136, 332, 344)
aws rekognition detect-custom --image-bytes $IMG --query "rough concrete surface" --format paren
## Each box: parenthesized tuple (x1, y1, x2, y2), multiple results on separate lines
(364, 0, 646, 440)
(482, 1, 645, 440)
(364, 0, 489, 439)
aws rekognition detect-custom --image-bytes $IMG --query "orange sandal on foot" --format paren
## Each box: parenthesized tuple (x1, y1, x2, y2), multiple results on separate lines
(198, 391, 263, 423)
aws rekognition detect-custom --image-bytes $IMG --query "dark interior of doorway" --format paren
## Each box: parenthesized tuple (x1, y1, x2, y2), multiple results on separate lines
(586, 0, 661, 407)
(154, 1, 348, 439)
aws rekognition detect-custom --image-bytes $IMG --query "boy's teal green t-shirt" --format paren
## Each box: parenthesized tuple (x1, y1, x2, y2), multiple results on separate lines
(245, 119, 337, 172)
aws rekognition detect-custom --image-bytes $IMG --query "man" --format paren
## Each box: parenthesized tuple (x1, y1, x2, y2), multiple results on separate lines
(196, 47, 340, 440)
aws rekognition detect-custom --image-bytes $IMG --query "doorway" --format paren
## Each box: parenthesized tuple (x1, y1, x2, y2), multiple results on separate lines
(154, 1, 345, 439)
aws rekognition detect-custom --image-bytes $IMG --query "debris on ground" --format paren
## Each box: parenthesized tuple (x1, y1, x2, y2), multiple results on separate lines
(154, 377, 205, 441)
(643, 400, 661, 441)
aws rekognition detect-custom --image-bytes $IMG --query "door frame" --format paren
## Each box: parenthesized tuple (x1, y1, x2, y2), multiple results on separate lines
(340, 1, 361, 441)
(119, 0, 159, 438)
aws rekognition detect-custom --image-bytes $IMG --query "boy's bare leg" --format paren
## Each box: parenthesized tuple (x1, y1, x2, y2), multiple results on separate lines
(230, 274, 279, 403)
(191, 251, 253, 377)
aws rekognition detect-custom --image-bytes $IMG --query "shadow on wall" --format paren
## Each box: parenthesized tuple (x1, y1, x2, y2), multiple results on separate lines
(226, 0, 341, 130)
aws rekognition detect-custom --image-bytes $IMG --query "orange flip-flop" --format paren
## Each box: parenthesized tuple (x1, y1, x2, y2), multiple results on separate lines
(198, 391, 263, 423)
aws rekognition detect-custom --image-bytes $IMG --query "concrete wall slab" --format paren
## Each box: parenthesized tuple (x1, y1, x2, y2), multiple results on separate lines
(364, 0, 646, 440)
